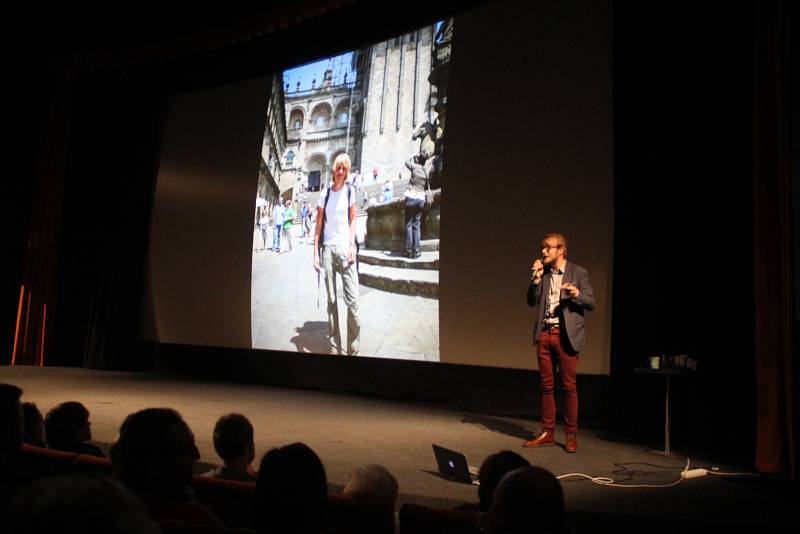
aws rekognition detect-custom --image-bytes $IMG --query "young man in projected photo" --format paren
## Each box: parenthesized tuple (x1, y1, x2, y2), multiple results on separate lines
(313, 153, 360, 356)
(524, 233, 595, 453)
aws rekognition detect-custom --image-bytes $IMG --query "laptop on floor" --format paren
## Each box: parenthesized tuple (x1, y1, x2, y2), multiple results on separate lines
(432, 443, 480, 485)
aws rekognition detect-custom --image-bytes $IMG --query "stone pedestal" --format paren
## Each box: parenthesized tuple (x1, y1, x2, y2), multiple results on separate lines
(365, 191, 440, 251)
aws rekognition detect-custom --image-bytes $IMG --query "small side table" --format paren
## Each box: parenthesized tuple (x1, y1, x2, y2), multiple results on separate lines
(633, 366, 694, 457)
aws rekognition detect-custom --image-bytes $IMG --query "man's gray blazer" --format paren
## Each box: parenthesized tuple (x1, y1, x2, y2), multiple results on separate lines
(527, 261, 596, 353)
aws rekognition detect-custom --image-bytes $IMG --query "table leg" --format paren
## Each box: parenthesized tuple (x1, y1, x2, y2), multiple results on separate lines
(664, 374, 671, 456)
(646, 373, 674, 457)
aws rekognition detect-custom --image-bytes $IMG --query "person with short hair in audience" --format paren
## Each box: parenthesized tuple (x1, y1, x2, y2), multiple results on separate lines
(1, 476, 160, 534)
(44, 401, 104, 457)
(483, 465, 567, 534)
(211, 413, 257, 482)
(457, 450, 530, 512)
(255, 442, 328, 534)
(110, 407, 227, 531)
(344, 464, 398, 511)
(344, 464, 398, 534)
(21, 402, 46, 448)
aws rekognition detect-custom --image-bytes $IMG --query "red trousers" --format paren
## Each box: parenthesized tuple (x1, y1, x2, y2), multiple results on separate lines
(537, 328, 579, 434)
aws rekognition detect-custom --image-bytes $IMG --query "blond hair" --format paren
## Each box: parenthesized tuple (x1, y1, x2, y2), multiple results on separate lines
(332, 153, 352, 174)
(343, 464, 398, 510)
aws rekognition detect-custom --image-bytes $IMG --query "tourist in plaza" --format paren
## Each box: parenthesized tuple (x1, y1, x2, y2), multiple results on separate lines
(313, 153, 360, 356)
(300, 202, 309, 238)
(282, 199, 295, 253)
(382, 178, 393, 202)
(272, 197, 285, 252)
(258, 208, 269, 251)
(403, 155, 429, 259)
(304, 205, 313, 243)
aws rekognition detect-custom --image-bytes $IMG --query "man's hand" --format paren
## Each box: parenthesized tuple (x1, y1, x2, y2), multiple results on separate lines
(562, 282, 580, 299)
(313, 256, 321, 273)
(531, 259, 544, 281)
(348, 243, 357, 264)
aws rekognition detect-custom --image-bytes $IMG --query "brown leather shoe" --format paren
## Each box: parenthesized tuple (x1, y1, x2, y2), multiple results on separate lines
(522, 431, 556, 447)
(565, 433, 578, 453)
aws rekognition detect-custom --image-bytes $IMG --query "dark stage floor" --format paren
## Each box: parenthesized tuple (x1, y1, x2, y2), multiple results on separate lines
(2, 366, 796, 531)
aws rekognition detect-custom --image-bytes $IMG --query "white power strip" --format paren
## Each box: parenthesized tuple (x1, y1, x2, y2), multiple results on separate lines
(557, 460, 756, 489)
(681, 468, 708, 479)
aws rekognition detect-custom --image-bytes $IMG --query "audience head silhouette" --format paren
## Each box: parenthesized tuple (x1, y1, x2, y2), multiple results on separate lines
(0, 384, 23, 463)
(1, 476, 159, 534)
(44, 401, 96, 453)
(484, 466, 565, 534)
(344, 464, 398, 512)
(109, 407, 200, 502)
(213, 413, 255, 476)
(256, 442, 327, 534)
(21, 402, 45, 448)
(477, 450, 531, 510)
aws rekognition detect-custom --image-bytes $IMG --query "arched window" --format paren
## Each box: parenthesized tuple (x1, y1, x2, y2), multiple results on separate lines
(339, 111, 348, 125)
(310, 103, 332, 131)
(289, 109, 305, 131)
(286, 150, 295, 165)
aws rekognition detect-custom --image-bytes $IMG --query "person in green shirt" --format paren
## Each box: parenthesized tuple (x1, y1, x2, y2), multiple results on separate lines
(282, 199, 296, 253)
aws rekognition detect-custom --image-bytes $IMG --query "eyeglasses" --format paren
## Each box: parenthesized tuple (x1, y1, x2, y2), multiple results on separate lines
(542, 244, 561, 250)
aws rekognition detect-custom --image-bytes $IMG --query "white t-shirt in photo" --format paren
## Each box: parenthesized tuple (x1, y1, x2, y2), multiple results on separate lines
(317, 185, 354, 247)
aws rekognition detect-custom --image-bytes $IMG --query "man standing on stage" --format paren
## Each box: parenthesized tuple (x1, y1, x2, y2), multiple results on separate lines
(524, 233, 595, 453)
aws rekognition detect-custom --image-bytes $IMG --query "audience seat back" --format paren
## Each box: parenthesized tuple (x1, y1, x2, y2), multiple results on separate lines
(327, 494, 395, 534)
(19, 443, 78, 480)
(191, 475, 257, 530)
(73, 453, 114, 476)
(399, 503, 483, 534)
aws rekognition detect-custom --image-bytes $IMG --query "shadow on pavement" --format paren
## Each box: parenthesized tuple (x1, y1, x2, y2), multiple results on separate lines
(460, 414, 533, 440)
(291, 321, 330, 354)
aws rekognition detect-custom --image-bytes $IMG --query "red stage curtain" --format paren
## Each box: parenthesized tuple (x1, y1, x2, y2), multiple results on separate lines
(753, 0, 796, 477)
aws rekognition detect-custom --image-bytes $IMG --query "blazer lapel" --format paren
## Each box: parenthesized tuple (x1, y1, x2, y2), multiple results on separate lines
(563, 262, 575, 286)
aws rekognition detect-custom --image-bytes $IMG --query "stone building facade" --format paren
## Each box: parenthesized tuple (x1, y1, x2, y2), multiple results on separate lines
(279, 61, 364, 194)
(359, 24, 438, 185)
(276, 21, 445, 196)
(257, 74, 288, 211)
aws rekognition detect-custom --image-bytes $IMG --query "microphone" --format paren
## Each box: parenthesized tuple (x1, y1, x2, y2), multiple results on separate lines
(532, 257, 546, 280)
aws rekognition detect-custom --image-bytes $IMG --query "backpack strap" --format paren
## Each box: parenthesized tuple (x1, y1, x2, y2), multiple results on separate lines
(347, 184, 353, 224)
(323, 186, 332, 224)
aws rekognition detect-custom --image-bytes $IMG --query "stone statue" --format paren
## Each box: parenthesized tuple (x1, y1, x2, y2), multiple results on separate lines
(412, 117, 444, 189)
(412, 121, 437, 160)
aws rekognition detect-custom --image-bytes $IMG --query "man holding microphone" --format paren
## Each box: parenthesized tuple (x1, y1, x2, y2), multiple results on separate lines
(524, 233, 595, 453)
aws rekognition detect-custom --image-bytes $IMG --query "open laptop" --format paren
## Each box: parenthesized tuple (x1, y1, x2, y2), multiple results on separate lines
(432, 444, 480, 485)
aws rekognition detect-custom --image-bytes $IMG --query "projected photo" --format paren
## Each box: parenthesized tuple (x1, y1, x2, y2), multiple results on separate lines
(251, 20, 452, 361)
